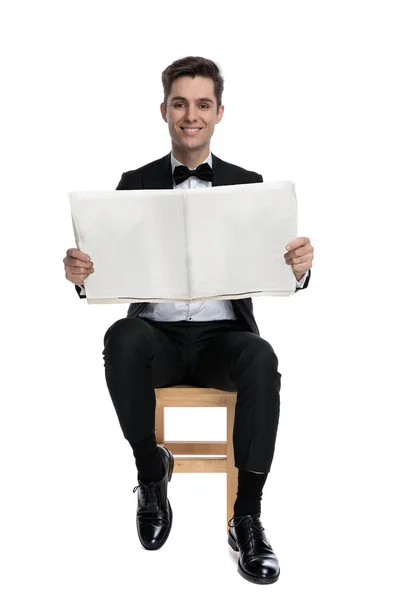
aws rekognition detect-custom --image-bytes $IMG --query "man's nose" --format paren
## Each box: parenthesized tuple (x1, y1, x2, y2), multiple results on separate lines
(184, 105, 198, 121)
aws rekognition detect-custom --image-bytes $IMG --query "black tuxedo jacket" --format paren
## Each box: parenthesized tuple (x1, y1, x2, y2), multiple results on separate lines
(76, 152, 311, 336)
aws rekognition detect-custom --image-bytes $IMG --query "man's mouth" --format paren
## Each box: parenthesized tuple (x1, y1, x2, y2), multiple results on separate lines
(180, 127, 202, 135)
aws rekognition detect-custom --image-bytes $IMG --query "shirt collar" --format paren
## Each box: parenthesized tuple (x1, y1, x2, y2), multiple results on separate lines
(170, 151, 212, 171)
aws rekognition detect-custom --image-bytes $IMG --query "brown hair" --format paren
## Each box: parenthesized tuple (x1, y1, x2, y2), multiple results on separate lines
(161, 56, 224, 110)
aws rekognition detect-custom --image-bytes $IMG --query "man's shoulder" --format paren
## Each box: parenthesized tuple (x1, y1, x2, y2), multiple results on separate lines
(115, 153, 170, 189)
(212, 154, 263, 182)
(123, 154, 170, 177)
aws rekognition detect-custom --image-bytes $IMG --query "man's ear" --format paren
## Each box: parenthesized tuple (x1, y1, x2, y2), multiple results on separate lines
(160, 102, 167, 123)
(216, 104, 224, 124)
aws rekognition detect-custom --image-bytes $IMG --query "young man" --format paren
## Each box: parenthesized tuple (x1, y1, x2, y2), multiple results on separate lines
(63, 56, 314, 585)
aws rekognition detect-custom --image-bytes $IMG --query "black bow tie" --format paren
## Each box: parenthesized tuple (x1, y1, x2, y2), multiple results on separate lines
(173, 163, 214, 186)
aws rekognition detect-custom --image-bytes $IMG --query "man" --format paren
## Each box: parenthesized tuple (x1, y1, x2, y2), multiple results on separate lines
(63, 56, 314, 585)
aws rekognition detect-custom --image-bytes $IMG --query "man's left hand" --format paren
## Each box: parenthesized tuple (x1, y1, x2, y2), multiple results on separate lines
(284, 237, 314, 281)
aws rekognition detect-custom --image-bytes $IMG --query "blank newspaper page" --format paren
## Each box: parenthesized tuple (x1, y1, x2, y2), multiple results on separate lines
(186, 181, 298, 300)
(69, 189, 189, 303)
(68, 181, 298, 304)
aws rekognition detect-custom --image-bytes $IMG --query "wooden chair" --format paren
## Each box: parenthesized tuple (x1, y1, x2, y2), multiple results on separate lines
(155, 385, 238, 532)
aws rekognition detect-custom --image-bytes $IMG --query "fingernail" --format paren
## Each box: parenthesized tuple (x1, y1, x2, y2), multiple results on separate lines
(286, 245, 290, 250)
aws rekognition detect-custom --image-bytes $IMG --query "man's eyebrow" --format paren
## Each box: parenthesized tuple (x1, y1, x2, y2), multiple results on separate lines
(170, 96, 214, 104)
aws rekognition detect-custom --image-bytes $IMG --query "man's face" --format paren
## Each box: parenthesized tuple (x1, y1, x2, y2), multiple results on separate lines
(160, 75, 224, 152)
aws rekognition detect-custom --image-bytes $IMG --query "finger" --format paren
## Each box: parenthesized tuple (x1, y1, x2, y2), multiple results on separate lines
(291, 260, 313, 274)
(291, 244, 314, 259)
(67, 266, 94, 275)
(67, 268, 93, 280)
(285, 243, 313, 260)
(64, 257, 94, 268)
(290, 252, 313, 265)
(285, 251, 312, 264)
(66, 248, 91, 261)
(285, 237, 310, 252)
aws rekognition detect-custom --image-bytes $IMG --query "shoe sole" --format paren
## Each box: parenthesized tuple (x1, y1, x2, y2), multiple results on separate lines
(138, 447, 175, 551)
(228, 531, 280, 585)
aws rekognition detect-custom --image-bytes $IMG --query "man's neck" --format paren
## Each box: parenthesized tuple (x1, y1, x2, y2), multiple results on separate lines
(171, 142, 211, 169)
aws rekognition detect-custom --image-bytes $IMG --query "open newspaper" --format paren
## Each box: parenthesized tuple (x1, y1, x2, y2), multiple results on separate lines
(68, 181, 298, 304)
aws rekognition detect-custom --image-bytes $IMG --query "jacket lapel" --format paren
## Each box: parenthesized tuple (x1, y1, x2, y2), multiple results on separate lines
(143, 153, 174, 189)
(210, 153, 233, 187)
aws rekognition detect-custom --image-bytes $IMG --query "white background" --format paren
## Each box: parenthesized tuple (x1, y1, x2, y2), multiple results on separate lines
(1, 0, 399, 598)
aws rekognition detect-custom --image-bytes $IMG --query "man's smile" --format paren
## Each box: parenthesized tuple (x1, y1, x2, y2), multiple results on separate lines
(180, 127, 203, 135)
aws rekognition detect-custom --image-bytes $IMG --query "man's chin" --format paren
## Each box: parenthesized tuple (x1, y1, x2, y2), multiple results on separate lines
(177, 138, 208, 150)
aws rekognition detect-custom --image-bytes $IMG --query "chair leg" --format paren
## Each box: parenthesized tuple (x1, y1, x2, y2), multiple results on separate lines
(155, 405, 164, 445)
(226, 399, 238, 532)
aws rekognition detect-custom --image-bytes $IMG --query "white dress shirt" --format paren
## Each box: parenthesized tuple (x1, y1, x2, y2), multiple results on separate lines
(79, 152, 309, 322)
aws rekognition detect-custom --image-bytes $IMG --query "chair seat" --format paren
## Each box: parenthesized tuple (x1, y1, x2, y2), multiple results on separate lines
(155, 384, 237, 406)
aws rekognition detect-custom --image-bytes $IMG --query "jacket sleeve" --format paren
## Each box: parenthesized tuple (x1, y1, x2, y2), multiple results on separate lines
(75, 284, 87, 298)
(116, 172, 130, 190)
(295, 269, 311, 293)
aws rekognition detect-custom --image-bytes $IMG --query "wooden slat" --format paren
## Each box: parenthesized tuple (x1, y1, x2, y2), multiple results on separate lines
(164, 441, 227, 455)
(173, 457, 227, 473)
(155, 385, 237, 407)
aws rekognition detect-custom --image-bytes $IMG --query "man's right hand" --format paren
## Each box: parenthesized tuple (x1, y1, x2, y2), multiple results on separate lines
(64, 248, 94, 285)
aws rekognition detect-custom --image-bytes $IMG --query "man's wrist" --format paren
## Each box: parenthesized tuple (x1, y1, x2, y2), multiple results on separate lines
(295, 270, 309, 284)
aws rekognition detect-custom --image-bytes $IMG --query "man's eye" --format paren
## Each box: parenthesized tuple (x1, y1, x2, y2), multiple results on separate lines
(173, 103, 209, 109)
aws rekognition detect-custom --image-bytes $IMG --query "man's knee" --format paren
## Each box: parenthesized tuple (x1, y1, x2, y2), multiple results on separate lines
(103, 317, 150, 349)
(240, 336, 279, 371)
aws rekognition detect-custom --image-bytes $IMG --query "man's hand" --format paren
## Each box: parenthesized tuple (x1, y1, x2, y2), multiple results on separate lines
(284, 237, 314, 281)
(64, 248, 94, 285)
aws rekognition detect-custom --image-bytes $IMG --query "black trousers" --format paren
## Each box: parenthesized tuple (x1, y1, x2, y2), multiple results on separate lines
(102, 316, 282, 473)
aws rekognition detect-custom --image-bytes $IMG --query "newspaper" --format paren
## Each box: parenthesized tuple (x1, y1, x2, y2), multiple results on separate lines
(68, 181, 298, 304)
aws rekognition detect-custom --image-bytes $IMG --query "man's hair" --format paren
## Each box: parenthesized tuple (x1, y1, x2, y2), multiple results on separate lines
(161, 56, 224, 110)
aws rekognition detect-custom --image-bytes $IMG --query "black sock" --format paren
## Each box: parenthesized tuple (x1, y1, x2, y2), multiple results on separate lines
(233, 468, 268, 518)
(128, 431, 165, 483)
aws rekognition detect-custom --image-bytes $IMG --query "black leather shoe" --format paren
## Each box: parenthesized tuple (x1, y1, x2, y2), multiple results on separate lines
(228, 514, 280, 584)
(132, 445, 174, 550)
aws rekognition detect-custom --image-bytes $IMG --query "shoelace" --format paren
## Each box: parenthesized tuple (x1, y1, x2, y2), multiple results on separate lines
(227, 514, 266, 541)
(133, 481, 160, 507)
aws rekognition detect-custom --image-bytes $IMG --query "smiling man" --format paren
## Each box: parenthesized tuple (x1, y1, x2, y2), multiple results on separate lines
(63, 56, 314, 585)
(161, 74, 224, 167)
